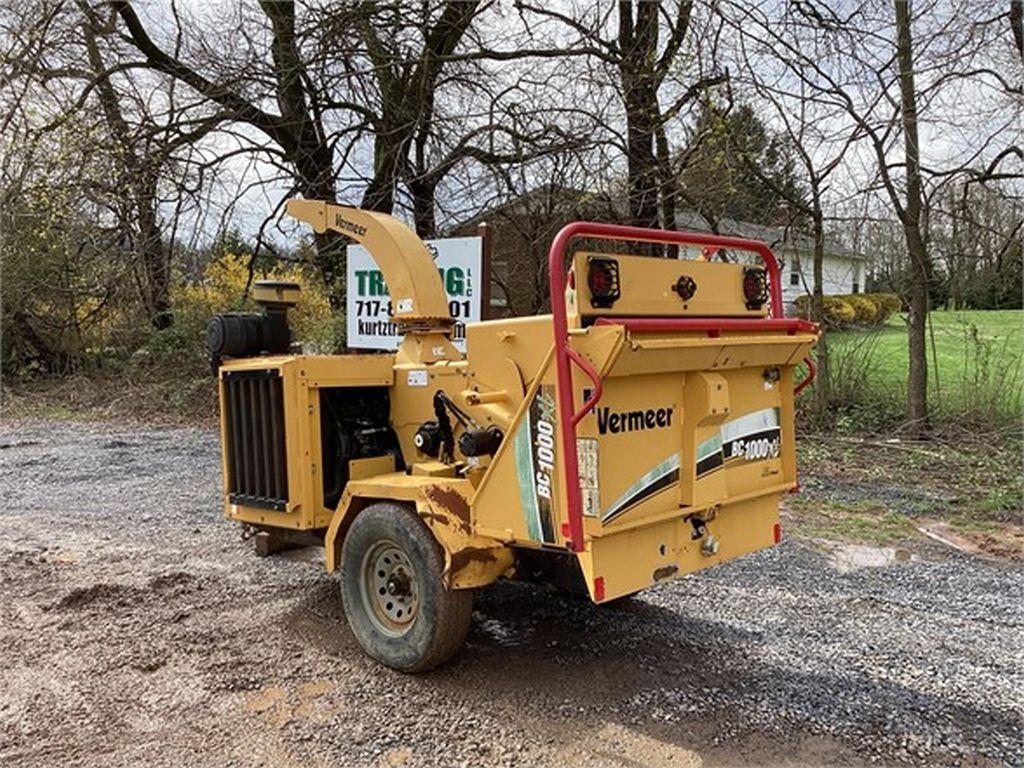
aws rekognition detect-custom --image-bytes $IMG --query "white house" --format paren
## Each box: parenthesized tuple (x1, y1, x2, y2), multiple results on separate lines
(674, 211, 866, 311)
(452, 187, 867, 316)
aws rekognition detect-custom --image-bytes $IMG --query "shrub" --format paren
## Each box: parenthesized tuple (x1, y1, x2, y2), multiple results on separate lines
(793, 294, 812, 319)
(794, 292, 900, 329)
(847, 295, 879, 325)
(822, 296, 856, 327)
(864, 293, 901, 324)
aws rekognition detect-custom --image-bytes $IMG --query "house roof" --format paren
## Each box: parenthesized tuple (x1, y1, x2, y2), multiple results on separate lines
(673, 211, 864, 262)
(452, 185, 864, 262)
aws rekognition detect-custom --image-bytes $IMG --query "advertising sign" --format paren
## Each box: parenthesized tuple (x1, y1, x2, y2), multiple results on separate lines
(346, 237, 482, 351)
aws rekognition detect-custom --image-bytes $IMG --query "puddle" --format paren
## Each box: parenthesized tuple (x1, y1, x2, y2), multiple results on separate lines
(828, 543, 912, 573)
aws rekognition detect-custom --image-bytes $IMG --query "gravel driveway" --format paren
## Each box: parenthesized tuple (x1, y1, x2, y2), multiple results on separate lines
(1, 420, 1021, 767)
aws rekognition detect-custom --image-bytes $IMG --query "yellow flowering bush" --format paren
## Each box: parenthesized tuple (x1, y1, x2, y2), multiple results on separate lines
(794, 292, 900, 329)
(847, 295, 879, 325)
(173, 254, 335, 351)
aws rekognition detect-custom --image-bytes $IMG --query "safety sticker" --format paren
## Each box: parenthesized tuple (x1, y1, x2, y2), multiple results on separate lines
(577, 438, 600, 517)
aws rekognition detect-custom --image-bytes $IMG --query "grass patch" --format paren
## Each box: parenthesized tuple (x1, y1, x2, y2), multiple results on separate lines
(793, 508, 917, 546)
(2, 374, 217, 425)
(818, 309, 1022, 431)
(787, 497, 919, 546)
(788, 431, 1023, 555)
(944, 512, 1001, 535)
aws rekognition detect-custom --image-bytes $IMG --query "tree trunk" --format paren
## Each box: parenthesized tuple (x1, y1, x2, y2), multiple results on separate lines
(361, 132, 406, 214)
(262, 0, 349, 305)
(82, 19, 173, 330)
(895, 0, 930, 434)
(11, 311, 71, 375)
(949, 194, 964, 310)
(619, 1, 661, 230)
(136, 173, 172, 329)
(623, 87, 661, 229)
(655, 121, 680, 257)
(410, 177, 438, 238)
(810, 208, 830, 421)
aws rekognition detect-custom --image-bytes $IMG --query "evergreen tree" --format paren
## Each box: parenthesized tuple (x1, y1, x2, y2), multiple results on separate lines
(680, 100, 806, 227)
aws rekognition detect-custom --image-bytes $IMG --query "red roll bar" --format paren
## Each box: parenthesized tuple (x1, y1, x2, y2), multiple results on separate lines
(795, 355, 817, 395)
(548, 222, 788, 553)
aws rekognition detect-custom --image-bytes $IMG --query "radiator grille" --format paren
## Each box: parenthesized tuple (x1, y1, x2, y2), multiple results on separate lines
(223, 369, 288, 511)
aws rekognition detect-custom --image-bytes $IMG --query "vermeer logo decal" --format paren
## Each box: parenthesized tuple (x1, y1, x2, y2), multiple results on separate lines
(596, 405, 673, 435)
(333, 212, 367, 236)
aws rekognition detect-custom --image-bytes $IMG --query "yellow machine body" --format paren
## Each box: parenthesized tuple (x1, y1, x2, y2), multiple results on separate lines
(217, 202, 818, 604)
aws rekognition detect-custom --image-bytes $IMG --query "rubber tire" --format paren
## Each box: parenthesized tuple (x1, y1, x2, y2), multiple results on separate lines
(339, 502, 473, 672)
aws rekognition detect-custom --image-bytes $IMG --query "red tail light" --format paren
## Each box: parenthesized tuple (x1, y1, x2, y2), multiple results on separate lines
(773, 522, 782, 543)
(743, 267, 769, 310)
(587, 256, 620, 308)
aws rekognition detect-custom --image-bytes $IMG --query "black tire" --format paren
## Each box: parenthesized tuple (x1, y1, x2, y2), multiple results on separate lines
(339, 502, 473, 672)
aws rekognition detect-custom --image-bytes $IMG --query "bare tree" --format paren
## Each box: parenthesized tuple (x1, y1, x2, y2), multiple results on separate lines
(731, 42, 863, 418)
(727, 0, 1020, 434)
(79, 4, 224, 328)
(112, 1, 569, 289)
(111, 1, 365, 299)
(1, 0, 220, 331)
(517, 1, 726, 229)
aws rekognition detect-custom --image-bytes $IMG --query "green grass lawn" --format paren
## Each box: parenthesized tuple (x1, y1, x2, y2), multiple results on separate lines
(822, 309, 1023, 426)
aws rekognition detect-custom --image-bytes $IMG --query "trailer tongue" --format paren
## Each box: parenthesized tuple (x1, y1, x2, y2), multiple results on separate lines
(211, 204, 819, 671)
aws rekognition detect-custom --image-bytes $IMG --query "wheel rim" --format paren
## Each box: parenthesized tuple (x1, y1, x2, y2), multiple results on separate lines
(360, 540, 419, 637)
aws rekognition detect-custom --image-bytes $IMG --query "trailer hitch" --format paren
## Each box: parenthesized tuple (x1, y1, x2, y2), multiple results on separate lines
(690, 515, 720, 556)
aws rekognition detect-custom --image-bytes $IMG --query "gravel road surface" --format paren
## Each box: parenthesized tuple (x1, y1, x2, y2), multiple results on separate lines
(1, 420, 1021, 767)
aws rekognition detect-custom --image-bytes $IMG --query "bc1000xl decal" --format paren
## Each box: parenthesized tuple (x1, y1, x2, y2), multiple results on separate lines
(713, 407, 781, 471)
(513, 385, 557, 543)
(600, 407, 782, 523)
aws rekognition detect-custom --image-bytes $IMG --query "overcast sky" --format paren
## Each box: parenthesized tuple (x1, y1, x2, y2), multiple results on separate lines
(146, 0, 1020, 249)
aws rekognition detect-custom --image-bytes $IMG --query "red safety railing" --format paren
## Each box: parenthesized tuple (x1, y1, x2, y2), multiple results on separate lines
(548, 221, 808, 552)
(794, 354, 817, 395)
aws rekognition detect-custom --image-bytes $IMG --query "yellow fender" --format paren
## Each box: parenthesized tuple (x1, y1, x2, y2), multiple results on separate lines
(323, 476, 514, 590)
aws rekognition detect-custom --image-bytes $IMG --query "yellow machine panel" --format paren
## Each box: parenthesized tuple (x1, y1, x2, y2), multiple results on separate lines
(572, 251, 768, 319)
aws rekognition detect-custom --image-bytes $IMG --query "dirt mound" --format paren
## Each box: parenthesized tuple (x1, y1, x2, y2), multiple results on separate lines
(53, 582, 143, 610)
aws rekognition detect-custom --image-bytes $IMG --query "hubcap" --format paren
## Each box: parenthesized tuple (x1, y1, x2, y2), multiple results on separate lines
(361, 541, 418, 637)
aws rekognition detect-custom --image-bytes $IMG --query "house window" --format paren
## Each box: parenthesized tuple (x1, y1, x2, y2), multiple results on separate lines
(790, 272, 801, 286)
(852, 282, 859, 294)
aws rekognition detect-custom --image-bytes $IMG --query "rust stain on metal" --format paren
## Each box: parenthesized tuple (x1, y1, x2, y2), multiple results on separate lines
(449, 546, 498, 574)
(423, 486, 471, 533)
(653, 564, 678, 581)
(419, 511, 450, 529)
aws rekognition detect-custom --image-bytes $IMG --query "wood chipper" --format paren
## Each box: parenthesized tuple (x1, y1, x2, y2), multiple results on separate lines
(207, 200, 819, 672)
